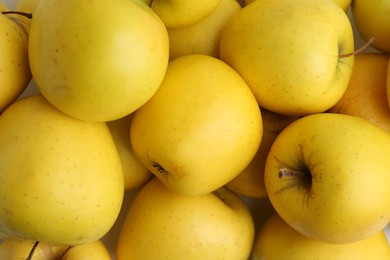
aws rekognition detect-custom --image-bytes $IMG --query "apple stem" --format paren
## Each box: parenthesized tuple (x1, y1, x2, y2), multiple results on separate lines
(25, 241, 39, 260)
(339, 36, 376, 58)
(59, 246, 74, 259)
(1, 11, 32, 19)
(278, 167, 306, 179)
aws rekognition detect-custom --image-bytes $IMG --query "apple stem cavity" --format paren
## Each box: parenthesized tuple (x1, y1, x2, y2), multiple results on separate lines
(339, 36, 376, 58)
(278, 167, 307, 178)
(152, 162, 167, 174)
(1, 10, 33, 19)
(26, 241, 39, 260)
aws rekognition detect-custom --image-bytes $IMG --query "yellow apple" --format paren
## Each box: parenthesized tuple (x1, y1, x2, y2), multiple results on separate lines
(130, 54, 262, 195)
(167, 0, 241, 60)
(116, 177, 255, 260)
(0, 3, 31, 112)
(328, 53, 390, 132)
(107, 114, 152, 191)
(225, 108, 298, 198)
(151, 0, 221, 28)
(14, 0, 40, 30)
(0, 95, 124, 245)
(351, 0, 390, 53)
(244, 0, 352, 11)
(28, 0, 169, 122)
(264, 113, 390, 244)
(0, 239, 111, 259)
(220, 0, 354, 116)
(253, 213, 390, 260)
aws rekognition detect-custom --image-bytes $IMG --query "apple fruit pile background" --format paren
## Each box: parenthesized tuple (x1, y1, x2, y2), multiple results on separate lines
(0, 0, 390, 259)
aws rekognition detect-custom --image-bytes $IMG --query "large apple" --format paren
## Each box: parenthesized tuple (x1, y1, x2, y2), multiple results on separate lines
(0, 95, 124, 245)
(130, 54, 262, 195)
(329, 53, 390, 132)
(264, 113, 390, 244)
(220, 0, 355, 116)
(351, 0, 390, 53)
(28, 0, 169, 122)
(253, 213, 390, 260)
(116, 177, 255, 260)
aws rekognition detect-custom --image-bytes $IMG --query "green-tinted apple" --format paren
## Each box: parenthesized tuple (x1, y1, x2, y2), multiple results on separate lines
(116, 178, 255, 260)
(130, 54, 262, 195)
(0, 95, 124, 245)
(29, 0, 169, 122)
(220, 0, 354, 116)
(264, 113, 390, 243)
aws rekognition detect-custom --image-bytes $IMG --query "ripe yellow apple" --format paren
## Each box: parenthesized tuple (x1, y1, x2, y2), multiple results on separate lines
(14, 0, 40, 30)
(167, 0, 241, 60)
(0, 239, 111, 259)
(0, 4, 31, 112)
(253, 213, 390, 260)
(329, 53, 390, 132)
(220, 0, 354, 116)
(116, 178, 255, 260)
(244, 0, 352, 11)
(264, 113, 390, 244)
(225, 108, 298, 198)
(107, 114, 152, 191)
(29, 0, 169, 122)
(151, 0, 221, 28)
(0, 95, 124, 245)
(351, 0, 390, 53)
(130, 54, 262, 195)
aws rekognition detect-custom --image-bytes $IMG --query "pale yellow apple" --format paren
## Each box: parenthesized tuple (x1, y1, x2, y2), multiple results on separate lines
(0, 95, 124, 245)
(14, 0, 40, 30)
(151, 0, 221, 28)
(107, 114, 152, 191)
(29, 0, 169, 122)
(220, 0, 354, 116)
(167, 0, 241, 60)
(130, 54, 262, 195)
(225, 108, 298, 198)
(116, 177, 255, 260)
(351, 0, 390, 53)
(0, 4, 31, 112)
(0, 239, 111, 259)
(245, 0, 351, 11)
(264, 113, 390, 243)
(253, 214, 390, 260)
(329, 53, 390, 132)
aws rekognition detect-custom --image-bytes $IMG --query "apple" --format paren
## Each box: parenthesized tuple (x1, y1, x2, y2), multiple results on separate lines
(107, 113, 152, 191)
(0, 95, 124, 245)
(0, 3, 31, 112)
(167, 0, 241, 60)
(28, 0, 169, 122)
(130, 54, 262, 195)
(225, 108, 298, 198)
(14, 0, 40, 30)
(243, 0, 352, 11)
(0, 239, 111, 260)
(116, 177, 255, 260)
(351, 0, 390, 53)
(220, 0, 355, 116)
(151, 0, 221, 28)
(264, 112, 390, 244)
(328, 53, 390, 132)
(253, 213, 390, 260)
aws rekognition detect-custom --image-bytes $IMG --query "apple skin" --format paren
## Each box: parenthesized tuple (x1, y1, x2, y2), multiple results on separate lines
(329, 53, 390, 132)
(116, 177, 255, 260)
(220, 0, 354, 116)
(351, 0, 390, 53)
(28, 0, 169, 122)
(130, 54, 262, 196)
(0, 95, 124, 245)
(253, 213, 390, 260)
(264, 113, 390, 244)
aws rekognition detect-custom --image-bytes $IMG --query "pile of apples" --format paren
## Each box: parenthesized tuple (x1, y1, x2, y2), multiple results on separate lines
(0, 0, 390, 259)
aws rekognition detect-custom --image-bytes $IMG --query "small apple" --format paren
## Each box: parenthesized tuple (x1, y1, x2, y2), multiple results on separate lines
(253, 213, 390, 260)
(329, 53, 390, 132)
(130, 54, 262, 195)
(29, 0, 169, 122)
(116, 177, 255, 260)
(220, 0, 354, 116)
(264, 113, 390, 244)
